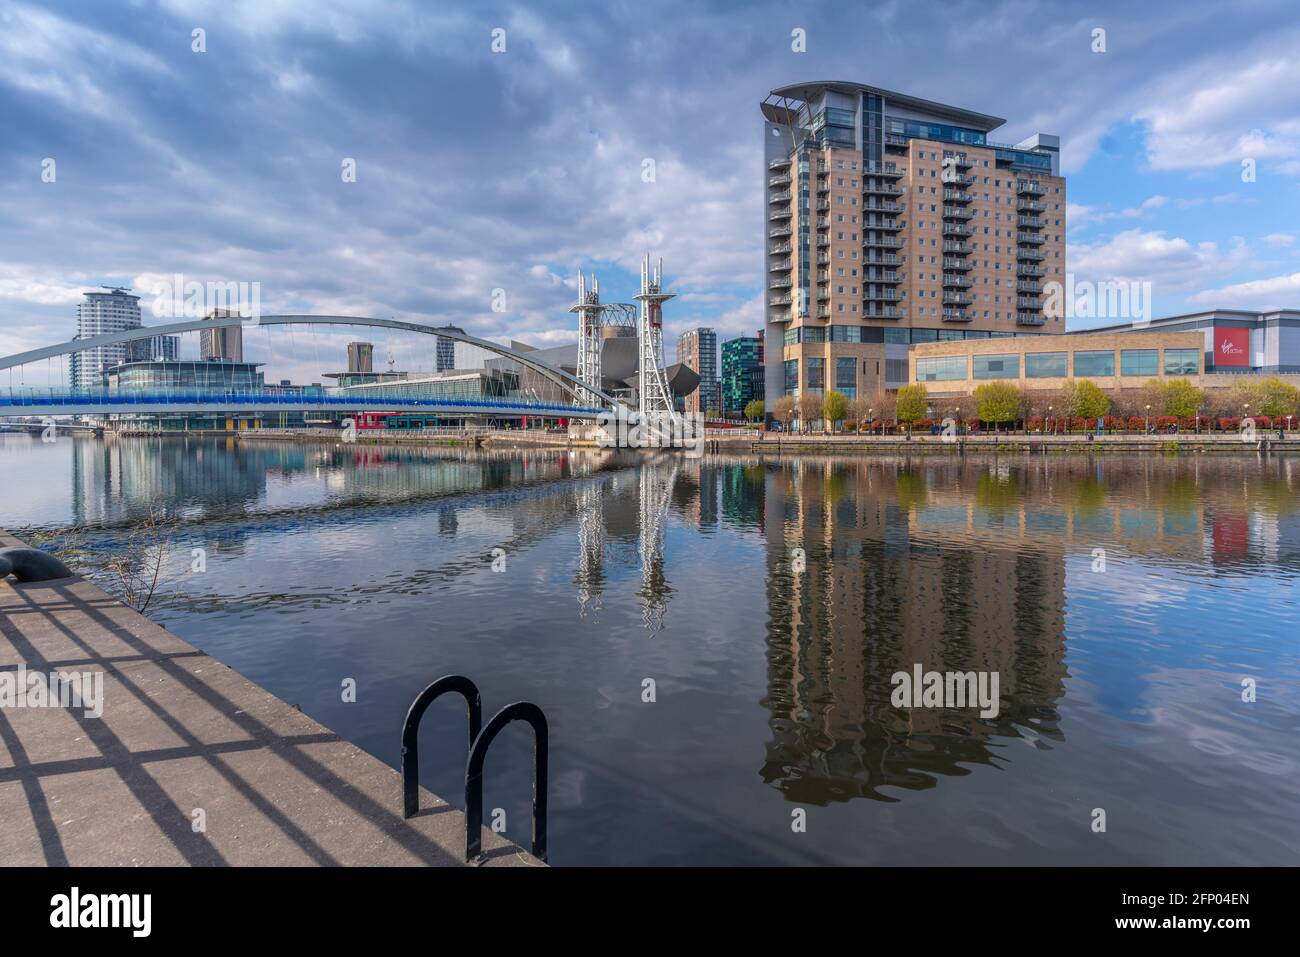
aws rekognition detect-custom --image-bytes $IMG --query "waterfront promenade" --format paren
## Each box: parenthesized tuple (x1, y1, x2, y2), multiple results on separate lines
(0, 530, 540, 867)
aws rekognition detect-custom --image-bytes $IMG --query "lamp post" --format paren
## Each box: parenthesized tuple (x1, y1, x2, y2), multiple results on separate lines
(1047, 405, 1053, 436)
(868, 407, 874, 437)
(1145, 403, 1151, 434)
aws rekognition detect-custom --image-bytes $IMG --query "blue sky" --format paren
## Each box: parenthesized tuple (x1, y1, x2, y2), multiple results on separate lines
(1, 0, 1299, 379)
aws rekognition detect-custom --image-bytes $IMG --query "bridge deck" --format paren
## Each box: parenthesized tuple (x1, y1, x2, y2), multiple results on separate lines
(0, 531, 540, 867)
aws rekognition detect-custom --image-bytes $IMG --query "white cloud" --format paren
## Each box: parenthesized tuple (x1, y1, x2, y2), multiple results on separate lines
(1187, 272, 1300, 310)
(1263, 233, 1296, 248)
(1069, 229, 1250, 294)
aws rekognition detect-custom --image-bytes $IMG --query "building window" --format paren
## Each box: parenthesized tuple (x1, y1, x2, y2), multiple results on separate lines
(1120, 349, 1159, 377)
(835, 356, 856, 398)
(805, 357, 824, 393)
(973, 353, 1020, 380)
(1163, 348, 1199, 375)
(784, 359, 798, 397)
(1025, 352, 1067, 378)
(1073, 350, 1115, 377)
(916, 355, 968, 382)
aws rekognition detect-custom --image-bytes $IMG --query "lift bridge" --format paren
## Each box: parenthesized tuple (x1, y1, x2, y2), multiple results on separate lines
(0, 257, 687, 431)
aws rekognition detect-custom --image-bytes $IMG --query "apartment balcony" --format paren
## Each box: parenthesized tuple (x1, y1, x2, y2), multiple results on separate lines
(816, 180, 829, 194)
(943, 273, 973, 288)
(1016, 179, 1046, 196)
(769, 278, 792, 289)
(863, 306, 906, 320)
(769, 259, 792, 273)
(768, 242, 791, 255)
(1017, 311, 1047, 326)
(864, 182, 904, 196)
(816, 254, 829, 265)
(769, 209, 791, 221)
(943, 222, 973, 237)
(816, 306, 831, 318)
(864, 235, 905, 248)
(1017, 247, 1046, 261)
(867, 270, 902, 283)
(942, 309, 972, 322)
(944, 151, 973, 169)
(1016, 280, 1042, 293)
(943, 188, 972, 204)
(865, 289, 902, 302)
(769, 190, 791, 204)
(884, 133, 909, 147)
(943, 240, 970, 254)
(1017, 232, 1046, 245)
(865, 217, 904, 232)
(769, 226, 791, 238)
(816, 201, 830, 212)
(865, 253, 901, 266)
(1017, 264, 1043, 276)
(816, 236, 830, 248)
(1018, 215, 1046, 229)
(1017, 198, 1045, 212)
(943, 257, 973, 271)
(865, 162, 905, 178)
(1017, 296, 1041, 309)
(816, 289, 830, 302)
(768, 157, 791, 171)
(943, 292, 972, 306)
(768, 174, 792, 188)
(943, 205, 974, 220)
(768, 295, 792, 307)
(864, 200, 903, 213)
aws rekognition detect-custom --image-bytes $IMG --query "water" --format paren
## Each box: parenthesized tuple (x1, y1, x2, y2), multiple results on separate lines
(3, 431, 1298, 865)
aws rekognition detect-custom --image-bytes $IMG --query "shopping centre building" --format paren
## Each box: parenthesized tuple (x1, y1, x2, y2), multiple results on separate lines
(909, 308, 1300, 397)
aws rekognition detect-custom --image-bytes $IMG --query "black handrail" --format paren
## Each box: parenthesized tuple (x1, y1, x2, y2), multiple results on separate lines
(464, 702, 548, 863)
(400, 675, 482, 819)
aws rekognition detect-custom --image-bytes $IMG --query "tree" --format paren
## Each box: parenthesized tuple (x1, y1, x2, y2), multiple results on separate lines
(1062, 379, 1110, 423)
(1250, 376, 1300, 418)
(743, 399, 765, 423)
(773, 395, 794, 431)
(821, 390, 848, 433)
(867, 388, 896, 433)
(1161, 378, 1205, 422)
(895, 384, 928, 433)
(973, 381, 1022, 432)
(797, 392, 822, 433)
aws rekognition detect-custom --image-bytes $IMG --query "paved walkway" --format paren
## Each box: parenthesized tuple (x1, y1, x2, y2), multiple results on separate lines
(0, 531, 540, 867)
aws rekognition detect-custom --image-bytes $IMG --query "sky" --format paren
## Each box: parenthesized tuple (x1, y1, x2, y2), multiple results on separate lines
(2, 0, 1299, 381)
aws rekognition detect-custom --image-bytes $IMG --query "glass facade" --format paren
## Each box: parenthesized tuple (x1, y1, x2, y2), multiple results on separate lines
(1163, 348, 1200, 375)
(1120, 349, 1159, 376)
(916, 355, 968, 382)
(1025, 352, 1067, 378)
(784, 359, 798, 397)
(835, 356, 856, 397)
(805, 357, 824, 393)
(1073, 350, 1115, 377)
(973, 354, 1019, 380)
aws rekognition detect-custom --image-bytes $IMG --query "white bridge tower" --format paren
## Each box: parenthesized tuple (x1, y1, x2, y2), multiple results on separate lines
(634, 255, 679, 424)
(569, 271, 605, 407)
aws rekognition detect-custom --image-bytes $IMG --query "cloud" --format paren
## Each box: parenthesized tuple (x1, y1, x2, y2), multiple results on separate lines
(1187, 272, 1300, 311)
(1263, 233, 1296, 248)
(1069, 229, 1251, 294)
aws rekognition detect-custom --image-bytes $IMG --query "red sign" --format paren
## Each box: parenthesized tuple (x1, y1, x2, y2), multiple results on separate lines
(1213, 327, 1250, 367)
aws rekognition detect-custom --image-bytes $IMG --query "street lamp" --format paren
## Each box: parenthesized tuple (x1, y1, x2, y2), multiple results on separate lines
(1047, 405, 1053, 436)
(868, 407, 874, 436)
(1145, 403, 1151, 434)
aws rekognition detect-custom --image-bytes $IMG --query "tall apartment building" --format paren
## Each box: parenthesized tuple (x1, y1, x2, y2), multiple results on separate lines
(347, 341, 374, 374)
(761, 82, 1066, 407)
(721, 334, 764, 413)
(436, 327, 462, 372)
(200, 309, 243, 362)
(676, 327, 720, 415)
(71, 287, 142, 388)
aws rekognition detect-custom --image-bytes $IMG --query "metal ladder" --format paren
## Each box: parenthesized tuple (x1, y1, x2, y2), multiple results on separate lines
(400, 675, 548, 864)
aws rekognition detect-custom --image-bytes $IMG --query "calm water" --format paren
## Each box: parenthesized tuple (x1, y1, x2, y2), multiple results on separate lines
(3, 431, 1298, 865)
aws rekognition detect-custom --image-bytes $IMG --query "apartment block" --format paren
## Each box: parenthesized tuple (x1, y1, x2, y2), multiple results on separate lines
(676, 327, 720, 415)
(71, 287, 142, 388)
(721, 334, 763, 413)
(761, 82, 1066, 408)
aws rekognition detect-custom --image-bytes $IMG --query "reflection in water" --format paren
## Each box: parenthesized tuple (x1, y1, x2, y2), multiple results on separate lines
(3, 433, 1299, 864)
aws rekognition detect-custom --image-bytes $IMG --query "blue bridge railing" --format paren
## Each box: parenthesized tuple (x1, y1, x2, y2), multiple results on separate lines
(0, 388, 605, 416)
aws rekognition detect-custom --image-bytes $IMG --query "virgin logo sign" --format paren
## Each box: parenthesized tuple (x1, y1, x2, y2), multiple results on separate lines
(1213, 328, 1250, 367)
